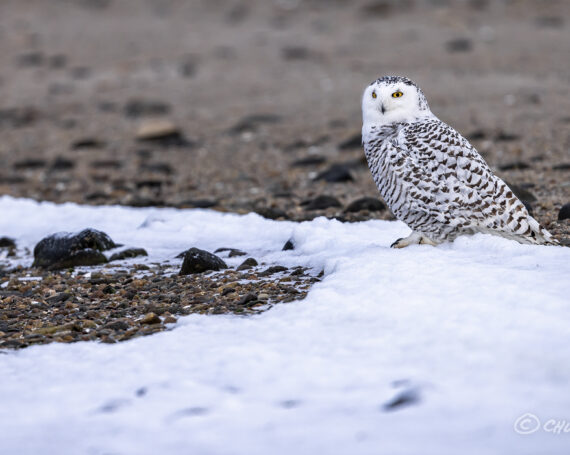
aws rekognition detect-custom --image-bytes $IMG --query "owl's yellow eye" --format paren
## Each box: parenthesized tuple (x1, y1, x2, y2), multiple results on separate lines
(372, 91, 377, 99)
(392, 91, 403, 98)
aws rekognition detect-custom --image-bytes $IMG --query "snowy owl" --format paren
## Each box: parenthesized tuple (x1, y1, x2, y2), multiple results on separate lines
(362, 75, 556, 247)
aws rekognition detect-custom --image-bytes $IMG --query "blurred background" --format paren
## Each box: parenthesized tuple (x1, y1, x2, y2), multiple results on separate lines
(0, 0, 568, 232)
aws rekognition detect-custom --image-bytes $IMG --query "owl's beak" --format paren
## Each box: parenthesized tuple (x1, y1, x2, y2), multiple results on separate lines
(380, 103, 386, 114)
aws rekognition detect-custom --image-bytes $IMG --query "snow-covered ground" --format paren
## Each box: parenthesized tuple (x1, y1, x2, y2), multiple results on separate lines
(1, 196, 569, 455)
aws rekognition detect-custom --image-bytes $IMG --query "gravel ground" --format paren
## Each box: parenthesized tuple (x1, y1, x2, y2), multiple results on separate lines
(0, 0, 569, 348)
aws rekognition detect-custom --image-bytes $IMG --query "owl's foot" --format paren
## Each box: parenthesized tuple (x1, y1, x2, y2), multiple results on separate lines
(391, 232, 437, 248)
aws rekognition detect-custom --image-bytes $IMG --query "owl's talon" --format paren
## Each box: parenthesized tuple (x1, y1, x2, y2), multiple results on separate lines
(391, 232, 437, 248)
(390, 238, 404, 248)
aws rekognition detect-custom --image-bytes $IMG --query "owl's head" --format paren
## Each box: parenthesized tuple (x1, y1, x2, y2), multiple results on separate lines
(362, 76, 432, 127)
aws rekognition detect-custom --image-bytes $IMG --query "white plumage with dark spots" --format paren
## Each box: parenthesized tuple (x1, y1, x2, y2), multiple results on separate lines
(361, 75, 557, 247)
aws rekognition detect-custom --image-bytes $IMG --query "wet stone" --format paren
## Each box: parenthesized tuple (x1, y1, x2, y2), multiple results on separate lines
(214, 248, 247, 257)
(33, 228, 117, 270)
(302, 195, 342, 211)
(282, 239, 295, 251)
(109, 248, 148, 262)
(445, 38, 473, 53)
(259, 266, 288, 276)
(345, 197, 386, 213)
(0, 237, 16, 249)
(315, 164, 354, 183)
(237, 258, 258, 271)
(179, 248, 228, 275)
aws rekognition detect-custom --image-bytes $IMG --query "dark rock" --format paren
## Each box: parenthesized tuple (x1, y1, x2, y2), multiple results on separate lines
(135, 179, 163, 189)
(315, 164, 354, 182)
(553, 163, 570, 171)
(559, 203, 570, 221)
(140, 162, 173, 174)
(360, 1, 395, 17)
(467, 129, 487, 140)
(338, 133, 362, 150)
(13, 159, 46, 170)
(71, 138, 106, 150)
(282, 239, 294, 251)
(16, 52, 44, 68)
(33, 229, 116, 270)
(259, 265, 288, 276)
(227, 114, 281, 135)
(214, 248, 247, 257)
(50, 157, 75, 171)
(495, 131, 520, 142)
(179, 199, 218, 209)
(445, 38, 473, 53)
(109, 248, 148, 262)
(255, 207, 288, 220)
(498, 161, 530, 171)
(345, 197, 386, 213)
(0, 237, 16, 249)
(522, 201, 534, 216)
(179, 248, 227, 275)
(91, 159, 122, 169)
(506, 182, 537, 203)
(382, 389, 420, 412)
(124, 99, 171, 118)
(302, 195, 342, 211)
(281, 46, 313, 61)
(291, 156, 327, 167)
(237, 258, 258, 271)
(222, 287, 237, 296)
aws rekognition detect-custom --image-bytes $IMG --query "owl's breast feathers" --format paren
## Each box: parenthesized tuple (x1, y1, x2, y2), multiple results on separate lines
(363, 119, 556, 245)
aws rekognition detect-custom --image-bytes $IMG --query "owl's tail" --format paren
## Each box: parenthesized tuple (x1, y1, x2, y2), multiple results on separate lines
(523, 215, 558, 246)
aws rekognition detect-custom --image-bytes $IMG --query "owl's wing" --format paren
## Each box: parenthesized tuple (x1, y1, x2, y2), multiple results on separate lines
(391, 119, 534, 236)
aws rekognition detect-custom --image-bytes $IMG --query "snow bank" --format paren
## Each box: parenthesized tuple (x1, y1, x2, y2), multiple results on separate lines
(1, 196, 569, 455)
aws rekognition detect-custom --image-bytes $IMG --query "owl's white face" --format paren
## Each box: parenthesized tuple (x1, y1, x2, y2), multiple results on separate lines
(362, 77, 431, 128)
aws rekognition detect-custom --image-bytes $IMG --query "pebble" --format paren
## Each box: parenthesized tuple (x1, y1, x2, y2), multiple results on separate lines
(291, 156, 327, 167)
(445, 38, 473, 53)
(109, 248, 148, 262)
(259, 266, 288, 276)
(499, 161, 531, 171)
(315, 164, 354, 183)
(255, 207, 288, 220)
(214, 248, 247, 257)
(345, 197, 386, 213)
(227, 114, 281, 135)
(135, 120, 194, 148)
(141, 313, 161, 325)
(282, 239, 295, 251)
(302, 195, 342, 211)
(124, 99, 171, 118)
(237, 258, 258, 271)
